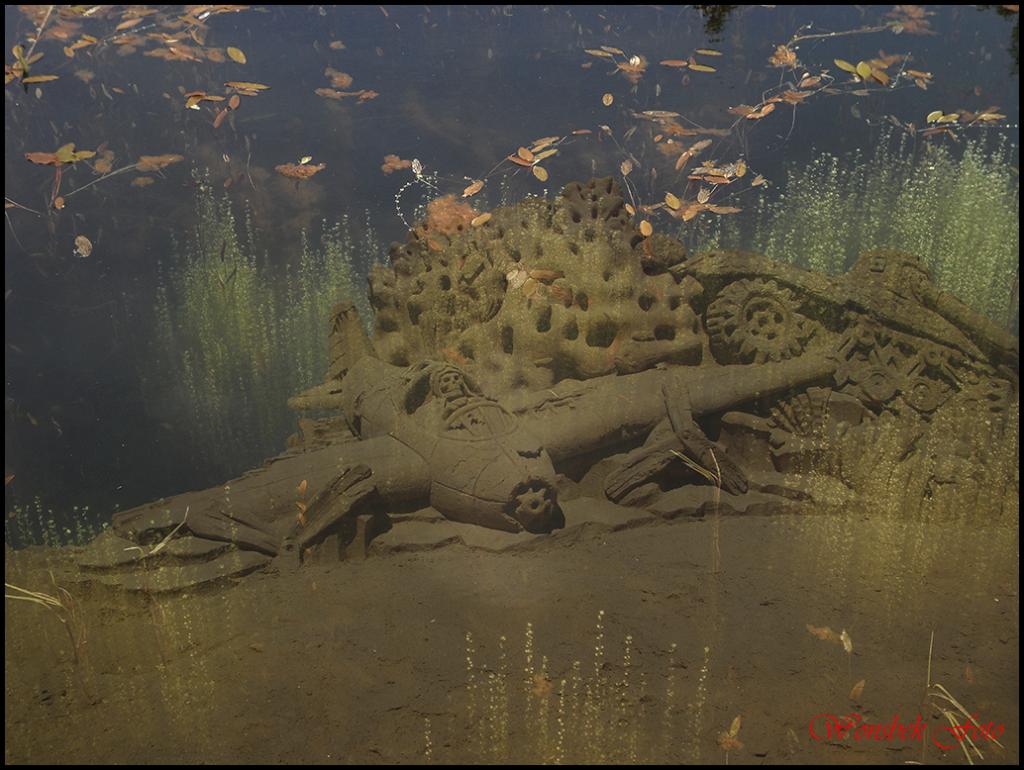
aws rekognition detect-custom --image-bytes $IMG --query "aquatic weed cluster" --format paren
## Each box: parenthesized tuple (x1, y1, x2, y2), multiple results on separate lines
(441, 616, 714, 764)
(139, 170, 375, 475)
(698, 132, 1019, 326)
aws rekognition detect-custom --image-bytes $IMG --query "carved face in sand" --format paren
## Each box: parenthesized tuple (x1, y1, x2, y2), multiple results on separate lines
(432, 366, 469, 401)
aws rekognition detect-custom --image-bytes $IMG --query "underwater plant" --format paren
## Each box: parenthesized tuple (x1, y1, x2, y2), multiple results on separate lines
(141, 170, 374, 478)
(694, 131, 1019, 328)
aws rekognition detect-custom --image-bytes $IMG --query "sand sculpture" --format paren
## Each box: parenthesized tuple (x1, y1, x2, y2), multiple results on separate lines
(77, 178, 1019, 591)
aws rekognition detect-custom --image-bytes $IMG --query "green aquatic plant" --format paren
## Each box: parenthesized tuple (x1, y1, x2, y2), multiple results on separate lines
(449, 615, 711, 763)
(696, 132, 1019, 326)
(142, 170, 374, 477)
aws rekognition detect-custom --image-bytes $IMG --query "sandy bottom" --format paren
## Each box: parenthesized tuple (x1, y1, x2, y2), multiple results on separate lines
(4, 508, 1019, 764)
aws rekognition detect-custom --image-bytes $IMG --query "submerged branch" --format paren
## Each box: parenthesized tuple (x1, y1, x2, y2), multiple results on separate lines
(62, 163, 141, 199)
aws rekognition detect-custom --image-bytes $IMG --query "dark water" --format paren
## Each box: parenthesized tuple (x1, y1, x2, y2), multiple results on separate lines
(3, 5, 1019, 536)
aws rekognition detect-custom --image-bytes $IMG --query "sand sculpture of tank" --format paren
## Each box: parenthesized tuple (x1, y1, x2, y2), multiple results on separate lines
(77, 178, 1019, 591)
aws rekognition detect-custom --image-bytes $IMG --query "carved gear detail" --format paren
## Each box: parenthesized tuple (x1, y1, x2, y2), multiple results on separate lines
(706, 278, 818, 364)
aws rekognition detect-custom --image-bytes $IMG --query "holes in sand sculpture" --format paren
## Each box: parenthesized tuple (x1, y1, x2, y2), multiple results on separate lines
(536, 305, 552, 333)
(563, 319, 579, 340)
(638, 294, 655, 311)
(571, 210, 582, 224)
(654, 325, 676, 341)
(586, 319, 618, 348)
(569, 242, 579, 256)
(439, 274, 451, 291)
(583, 227, 596, 243)
(379, 315, 399, 333)
(408, 303, 423, 326)
(576, 291, 589, 311)
(501, 326, 514, 355)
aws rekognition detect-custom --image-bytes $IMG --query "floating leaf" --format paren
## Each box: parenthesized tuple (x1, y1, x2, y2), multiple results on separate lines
(584, 48, 613, 58)
(855, 61, 872, 79)
(600, 45, 624, 55)
(528, 269, 564, 283)
(849, 679, 866, 700)
(639, 220, 653, 237)
(297, 479, 308, 496)
(381, 154, 411, 174)
(695, 48, 722, 56)
(324, 67, 353, 88)
(517, 146, 535, 162)
(533, 148, 558, 162)
(532, 165, 548, 182)
(226, 46, 247, 64)
(55, 143, 95, 164)
(22, 75, 59, 84)
(745, 103, 776, 120)
(806, 624, 839, 642)
(689, 63, 717, 73)
(664, 192, 681, 209)
(228, 94, 240, 110)
(136, 154, 184, 172)
(224, 81, 270, 91)
(275, 162, 325, 180)
(926, 109, 943, 123)
(717, 715, 744, 752)
(25, 151, 60, 166)
(471, 212, 491, 227)
(769, 45, 798, 68)
(780, 90, 811, 105)
(660, 59, 689, 68)
(870, 68, 890, 86)
(728, 715, 742, 738)
(602, 93, 614, 106)
(834, 58, 857, 74)
(620, 159, 633, 176)
(74, 235, 93, 257)
(213, 108, 228, 129)
(840, 629, 853, 655)
(462, 179, 484, 197)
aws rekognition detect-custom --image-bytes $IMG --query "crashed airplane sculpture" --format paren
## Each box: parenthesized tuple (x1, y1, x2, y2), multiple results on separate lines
(78, 178, 1019, 591)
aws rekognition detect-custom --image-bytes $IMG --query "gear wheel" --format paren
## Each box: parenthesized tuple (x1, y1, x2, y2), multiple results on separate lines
(705, 278, 818, 364)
